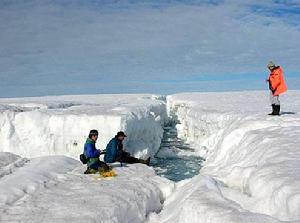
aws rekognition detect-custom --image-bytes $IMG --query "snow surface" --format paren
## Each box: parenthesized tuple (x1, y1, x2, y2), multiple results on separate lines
(149, 90, 300, 223)
(1, 91, 300, 223)
(0, 94, 175, 222)
(0, 152, 174, 222)
(0, 94, 167, 159)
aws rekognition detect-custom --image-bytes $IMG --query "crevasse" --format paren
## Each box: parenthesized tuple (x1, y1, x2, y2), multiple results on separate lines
(150, 91, 300, 223)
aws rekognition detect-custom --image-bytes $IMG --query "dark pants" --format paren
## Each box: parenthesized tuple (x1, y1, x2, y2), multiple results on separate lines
(89, 160, 109, 171)
(118, 152, 140, 164)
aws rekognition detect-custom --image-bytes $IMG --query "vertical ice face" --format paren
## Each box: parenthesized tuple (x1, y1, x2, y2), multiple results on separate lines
(158, 91, 300, 222)
(0, 94, 167, 159)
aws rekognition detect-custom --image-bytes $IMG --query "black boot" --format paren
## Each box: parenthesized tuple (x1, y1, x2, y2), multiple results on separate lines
(145, 157, 151, 166)
(84, 167, 97, 174)
(269, 104, 280, 116)
(98, 163, 110, 172)
(273, 105, 280, 115)
(268, 104, 276, 115)
(139, 157, 151, 166)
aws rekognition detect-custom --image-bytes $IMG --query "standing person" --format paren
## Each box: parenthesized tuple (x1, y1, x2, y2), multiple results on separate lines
(83, 129, 109, 174)
(266, 61, 288, 115)
(104, 131, 150, 165)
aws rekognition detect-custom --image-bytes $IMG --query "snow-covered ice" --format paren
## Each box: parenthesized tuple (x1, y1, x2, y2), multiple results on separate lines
(0, 94, 167, 159)
(0, 94, 174, 222)
(0, 91, 300, 223)
(0, 152, 174, 223)
(149, 91, 300, 223)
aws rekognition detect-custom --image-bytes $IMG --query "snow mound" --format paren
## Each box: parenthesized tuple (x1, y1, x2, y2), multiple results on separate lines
(0, 94, 167, 159)
(153, 91, 300, 222)
(149, 175, 281, 223)
(0, 152, 29, 179)
(0, 152, 79, 206)
(0, 152, 174, 223)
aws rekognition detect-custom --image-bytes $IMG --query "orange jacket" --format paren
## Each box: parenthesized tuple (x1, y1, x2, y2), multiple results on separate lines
(268, 66, 287, 96)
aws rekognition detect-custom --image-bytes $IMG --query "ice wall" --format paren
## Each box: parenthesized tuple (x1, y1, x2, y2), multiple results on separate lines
(162, 91, 300, 222)
(0, 94, 167, 159)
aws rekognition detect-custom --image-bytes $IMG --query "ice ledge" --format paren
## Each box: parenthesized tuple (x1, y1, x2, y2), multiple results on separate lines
(162, 91, 300, 222)
(0, 94, 167, 159)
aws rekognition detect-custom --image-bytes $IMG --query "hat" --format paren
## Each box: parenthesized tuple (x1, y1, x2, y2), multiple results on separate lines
(89, 129, 99, 135)
(267, 61, 276, 70)
(116, 131, 127, 137)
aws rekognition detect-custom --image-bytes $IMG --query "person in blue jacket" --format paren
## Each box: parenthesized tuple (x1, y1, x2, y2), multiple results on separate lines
(104, 131, 150, 165)
(83, 129, 109, 174)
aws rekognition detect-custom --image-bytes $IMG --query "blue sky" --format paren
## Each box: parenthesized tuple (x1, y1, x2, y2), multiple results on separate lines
(0, 0, 299, 97)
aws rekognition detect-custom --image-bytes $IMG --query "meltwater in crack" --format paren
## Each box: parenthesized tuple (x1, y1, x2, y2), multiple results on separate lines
(151, 121, 204, 182)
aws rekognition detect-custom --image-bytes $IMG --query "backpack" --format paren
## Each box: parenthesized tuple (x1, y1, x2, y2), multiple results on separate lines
(79, 154, 89, 164)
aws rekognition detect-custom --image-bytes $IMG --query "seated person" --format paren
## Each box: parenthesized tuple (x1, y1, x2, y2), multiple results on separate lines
(104, 131, 150, 165)
(83, 129, 109, 174)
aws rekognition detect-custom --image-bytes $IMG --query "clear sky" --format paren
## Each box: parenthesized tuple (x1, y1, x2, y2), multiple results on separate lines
(0, 0, 299, 97)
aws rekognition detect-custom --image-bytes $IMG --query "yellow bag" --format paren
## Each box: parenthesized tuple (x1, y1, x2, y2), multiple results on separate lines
(99, 169, 117, 178)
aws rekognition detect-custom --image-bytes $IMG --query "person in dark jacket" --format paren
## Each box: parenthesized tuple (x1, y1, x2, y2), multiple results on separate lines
(104, 131, 150, 165)
(83, 129, 109, 174)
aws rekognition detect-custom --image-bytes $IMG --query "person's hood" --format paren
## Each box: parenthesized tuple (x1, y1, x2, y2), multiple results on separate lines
(86, 138, 95, 144)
